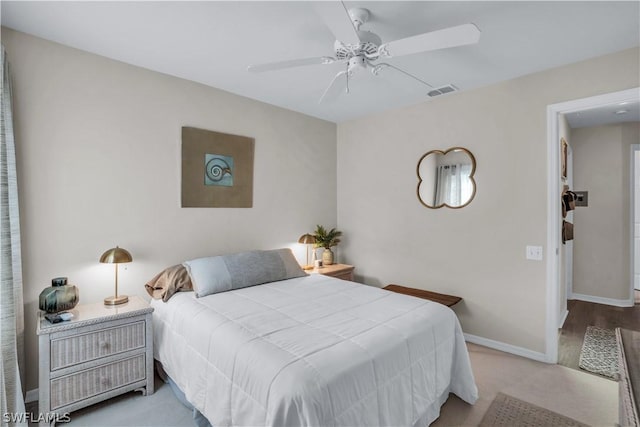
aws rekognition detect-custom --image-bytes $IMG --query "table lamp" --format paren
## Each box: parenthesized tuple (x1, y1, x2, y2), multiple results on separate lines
(298, 233, 316, 270)
(100, 246, 132, 305)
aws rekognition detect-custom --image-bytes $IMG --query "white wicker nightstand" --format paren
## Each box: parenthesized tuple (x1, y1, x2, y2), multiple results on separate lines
(36, 296, 154, 425)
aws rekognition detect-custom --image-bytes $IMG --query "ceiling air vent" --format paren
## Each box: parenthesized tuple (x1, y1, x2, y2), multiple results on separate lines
(428, 84, 458, 97)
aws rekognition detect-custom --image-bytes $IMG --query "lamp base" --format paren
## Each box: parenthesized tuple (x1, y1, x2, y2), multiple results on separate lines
(104, 295, 129, 306)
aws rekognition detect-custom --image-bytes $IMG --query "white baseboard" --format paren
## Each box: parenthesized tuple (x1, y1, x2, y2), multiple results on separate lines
(558, 309, 569, 328)
(570, 292, 634, 307)
(25, 388, 38, 403)
(464, 333, 549, 363)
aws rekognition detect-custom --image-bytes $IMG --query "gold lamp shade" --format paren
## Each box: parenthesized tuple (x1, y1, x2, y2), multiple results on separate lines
(298, 234, 316, 245)
(298, 234, 316, 270)
(100, 246, 132, 306)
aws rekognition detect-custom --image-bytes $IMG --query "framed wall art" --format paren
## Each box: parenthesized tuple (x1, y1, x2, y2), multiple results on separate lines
(181, 127, 254, 208)
(561, 137, 568, 180)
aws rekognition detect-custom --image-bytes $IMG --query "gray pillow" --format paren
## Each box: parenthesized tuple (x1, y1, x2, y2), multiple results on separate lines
(183, 248, 307, 297)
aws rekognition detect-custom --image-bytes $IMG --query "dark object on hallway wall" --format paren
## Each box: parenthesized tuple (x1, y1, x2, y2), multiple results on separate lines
(562, 186, 577, 218)
(561, 137, 568, 180)
(573, 191, 589, 207)
(562, 220, 574, 244)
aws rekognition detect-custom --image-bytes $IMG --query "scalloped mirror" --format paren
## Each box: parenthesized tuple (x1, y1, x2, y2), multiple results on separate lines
(417, 147, 476, 209)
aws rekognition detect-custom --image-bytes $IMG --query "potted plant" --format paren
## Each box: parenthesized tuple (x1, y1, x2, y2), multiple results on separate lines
(313, 225, 342, 266)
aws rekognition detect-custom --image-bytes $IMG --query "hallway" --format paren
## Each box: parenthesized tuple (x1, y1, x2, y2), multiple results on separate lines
(558, 294, 640, 372)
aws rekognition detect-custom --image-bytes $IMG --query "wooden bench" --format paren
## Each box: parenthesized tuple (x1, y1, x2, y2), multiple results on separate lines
(383, 284, 462, 307)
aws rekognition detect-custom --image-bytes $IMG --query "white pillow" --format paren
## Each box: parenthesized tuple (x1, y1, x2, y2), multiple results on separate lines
(183, 248, 306, 298)
(182, 256, 231, 297)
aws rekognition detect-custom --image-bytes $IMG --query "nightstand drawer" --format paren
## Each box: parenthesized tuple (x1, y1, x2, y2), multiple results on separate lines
(331, 271, 354, 281)
(50, 321, 145, 370)
(50, 354, 145, 409)
(312, 264, 355, 282)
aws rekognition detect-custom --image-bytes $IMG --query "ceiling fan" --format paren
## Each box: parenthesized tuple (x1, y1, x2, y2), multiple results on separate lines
(247, 2, 481, 103)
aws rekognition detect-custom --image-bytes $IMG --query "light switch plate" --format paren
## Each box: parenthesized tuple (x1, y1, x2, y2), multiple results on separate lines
(526, 245, 543, 261)
(574, 191, 588, 207)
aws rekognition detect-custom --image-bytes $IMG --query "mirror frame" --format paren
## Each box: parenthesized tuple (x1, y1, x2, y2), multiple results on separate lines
(416, 146, 477, 209)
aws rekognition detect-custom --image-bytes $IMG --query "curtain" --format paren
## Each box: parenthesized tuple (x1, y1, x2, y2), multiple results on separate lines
(0, 45, 26, 427)
(434, 164, 473, 206)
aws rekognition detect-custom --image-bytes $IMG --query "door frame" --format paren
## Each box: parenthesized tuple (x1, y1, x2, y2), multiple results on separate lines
(546, 87, 639, 363)
(631, 144, 640, 293)
(564, 143, 573, 301)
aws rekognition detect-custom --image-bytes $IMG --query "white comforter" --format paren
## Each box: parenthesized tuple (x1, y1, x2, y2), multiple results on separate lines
(151, 274, 477, 427)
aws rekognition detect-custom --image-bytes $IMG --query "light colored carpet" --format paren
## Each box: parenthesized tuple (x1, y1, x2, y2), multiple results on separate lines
(26, 375, 193, 427)
(27, 343, 617, 427)
(478, 392, 588, 427)
(432, 344, 617, 427)
(578, 326, 619, 379)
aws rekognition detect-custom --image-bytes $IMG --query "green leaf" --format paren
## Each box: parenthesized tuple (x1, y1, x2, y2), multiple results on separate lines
(313, 225, 343, 249)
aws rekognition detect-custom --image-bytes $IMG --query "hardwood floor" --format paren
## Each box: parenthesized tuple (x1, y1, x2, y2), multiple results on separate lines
(558, 293, 640, 371)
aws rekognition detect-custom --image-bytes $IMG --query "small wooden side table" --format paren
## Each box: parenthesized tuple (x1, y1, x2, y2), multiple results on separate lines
(383, 284, 462, 307)
(312, 263, 355, 281)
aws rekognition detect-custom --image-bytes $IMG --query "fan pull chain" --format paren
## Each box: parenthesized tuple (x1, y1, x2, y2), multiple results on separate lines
(345, 63, 350, 94)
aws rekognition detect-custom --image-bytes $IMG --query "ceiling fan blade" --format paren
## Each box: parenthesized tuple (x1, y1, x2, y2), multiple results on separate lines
(314, 1, 361, 45)
(248, 56, 335, 73)
(319, 71, 348, 104)
(371, 63, 433, 89)
(378, 23, 481, 58)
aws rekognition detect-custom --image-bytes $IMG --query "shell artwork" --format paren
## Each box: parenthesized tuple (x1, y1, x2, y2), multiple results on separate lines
(204, 154, 234, 187)
(206, 158, 232, 181)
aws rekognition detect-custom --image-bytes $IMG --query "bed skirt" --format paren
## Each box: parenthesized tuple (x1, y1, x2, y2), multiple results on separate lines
(156, 361, 211, 427)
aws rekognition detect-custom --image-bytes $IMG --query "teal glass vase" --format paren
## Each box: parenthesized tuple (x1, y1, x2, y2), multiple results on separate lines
(39, 277, 79, 313)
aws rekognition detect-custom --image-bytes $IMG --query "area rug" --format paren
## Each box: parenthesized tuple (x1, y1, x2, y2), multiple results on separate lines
(578, 326, 619, 379)
(479, 393, 588, 427)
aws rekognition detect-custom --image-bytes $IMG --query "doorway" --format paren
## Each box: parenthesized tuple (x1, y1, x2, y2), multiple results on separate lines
(546, 87, 640, 363)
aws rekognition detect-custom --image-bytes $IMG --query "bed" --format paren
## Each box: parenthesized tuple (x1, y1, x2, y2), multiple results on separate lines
(149, 249, 478, 426)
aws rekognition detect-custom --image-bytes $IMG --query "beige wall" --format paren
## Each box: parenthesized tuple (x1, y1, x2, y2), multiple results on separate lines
(572, 122, 640, 301)
(8, 23, 640, 392)
(337, 48, 639, 354)
(2, 28, 337, 392)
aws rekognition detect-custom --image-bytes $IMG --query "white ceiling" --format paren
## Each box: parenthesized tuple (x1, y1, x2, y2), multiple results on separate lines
(565, 100, 640, 129)
(1, 1, 639, 123)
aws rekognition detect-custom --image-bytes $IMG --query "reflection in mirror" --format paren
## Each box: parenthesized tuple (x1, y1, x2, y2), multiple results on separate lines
(417, 147, 476, 209)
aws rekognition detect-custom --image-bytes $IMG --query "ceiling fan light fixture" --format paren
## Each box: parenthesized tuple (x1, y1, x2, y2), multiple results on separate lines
(249, 2, 480, 103)
(347, 56, 367, 74)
